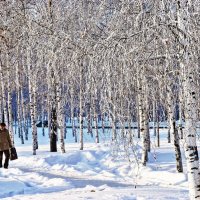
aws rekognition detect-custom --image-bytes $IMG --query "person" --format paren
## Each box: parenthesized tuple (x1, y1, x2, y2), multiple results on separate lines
(0, 123, 12, 169)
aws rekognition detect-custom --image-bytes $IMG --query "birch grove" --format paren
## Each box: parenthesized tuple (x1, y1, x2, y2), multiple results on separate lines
(0, 0, 200, 199)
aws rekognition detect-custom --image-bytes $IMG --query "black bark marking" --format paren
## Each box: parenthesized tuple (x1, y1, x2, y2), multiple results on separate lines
(188, 134, 195, 137)
(191, 167, 198, 170)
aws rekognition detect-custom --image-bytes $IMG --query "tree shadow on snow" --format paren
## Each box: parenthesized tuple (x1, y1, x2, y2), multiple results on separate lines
(20, 167, 135, 189)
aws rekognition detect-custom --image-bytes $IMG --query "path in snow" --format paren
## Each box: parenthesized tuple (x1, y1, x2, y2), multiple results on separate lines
(0, 129, 190, 199)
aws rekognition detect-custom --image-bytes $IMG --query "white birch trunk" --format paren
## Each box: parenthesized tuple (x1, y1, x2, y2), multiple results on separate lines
(27, 47, 37, 155)
(86, 102, 92, 134)
(136, 94, 140, 138)
(33, 83, 38, 149)
(41, 96, 45, 137)
(177, 1, 200, 198)
(70, 87, 77, 142)
(179, 90, 184, 139)
(173, 121, 183, 172)
(94, 91, 99, 143)
(0, 63, 8, 125)
(79, 92, 84, 150)
(21, 88, 27, 141)
(167, 88, 173, 143)
(138, 77, 148, 165)
(157, 112, 160, 147)
(153, 101, 156, 136)
(57, 83, 65, 153)
(16, 52, 24, 144)
(79, 63, 84, 150)
(6, 53, 14, 145)
(0, 94, 2, 123)
(17, 86, 24, 144)
(184, 74, 200, 198)
(47, 92, 51, 138)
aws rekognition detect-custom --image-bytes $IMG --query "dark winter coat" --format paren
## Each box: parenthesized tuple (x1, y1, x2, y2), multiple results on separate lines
(0, 129, 12, 151)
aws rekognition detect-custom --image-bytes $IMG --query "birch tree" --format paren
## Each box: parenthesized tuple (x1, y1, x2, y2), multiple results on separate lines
(176, 1, 200, 198)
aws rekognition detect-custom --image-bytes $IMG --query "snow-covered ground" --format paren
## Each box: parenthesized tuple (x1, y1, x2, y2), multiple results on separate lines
(0, 128, 189, 200)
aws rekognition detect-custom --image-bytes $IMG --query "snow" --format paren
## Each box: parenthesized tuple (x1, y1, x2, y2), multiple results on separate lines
(0, 128, 189, 199)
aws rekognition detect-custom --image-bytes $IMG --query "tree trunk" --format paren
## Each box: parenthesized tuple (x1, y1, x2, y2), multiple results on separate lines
(7, 54, 14, 145)
(21, 88, 27, 141)
(183, 75, 200, 198)
(102, 113, 105, 134)
(16, 54, 24, 144)
(138, 78, 148, 165)
(179, 99, 183, 139)
(50, 105, 57, 152)
(167, 88, 173, 144)
(94, 98, 99, 143)
(136, 95, 140, 138)
(42, 97, 45, 137)
(57, 83, 65, 153)
(27, 47, 37, 155)
(173, 122, 183, 172)
(18, 90, 24, 144)
(86, 102, 92, 134)
(0, 64, 8, 125)
(153, 101, 156, 136)
(177, 1, 200, 198)
(79, 64, 84, 150)
(157, 106, 160, 147)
